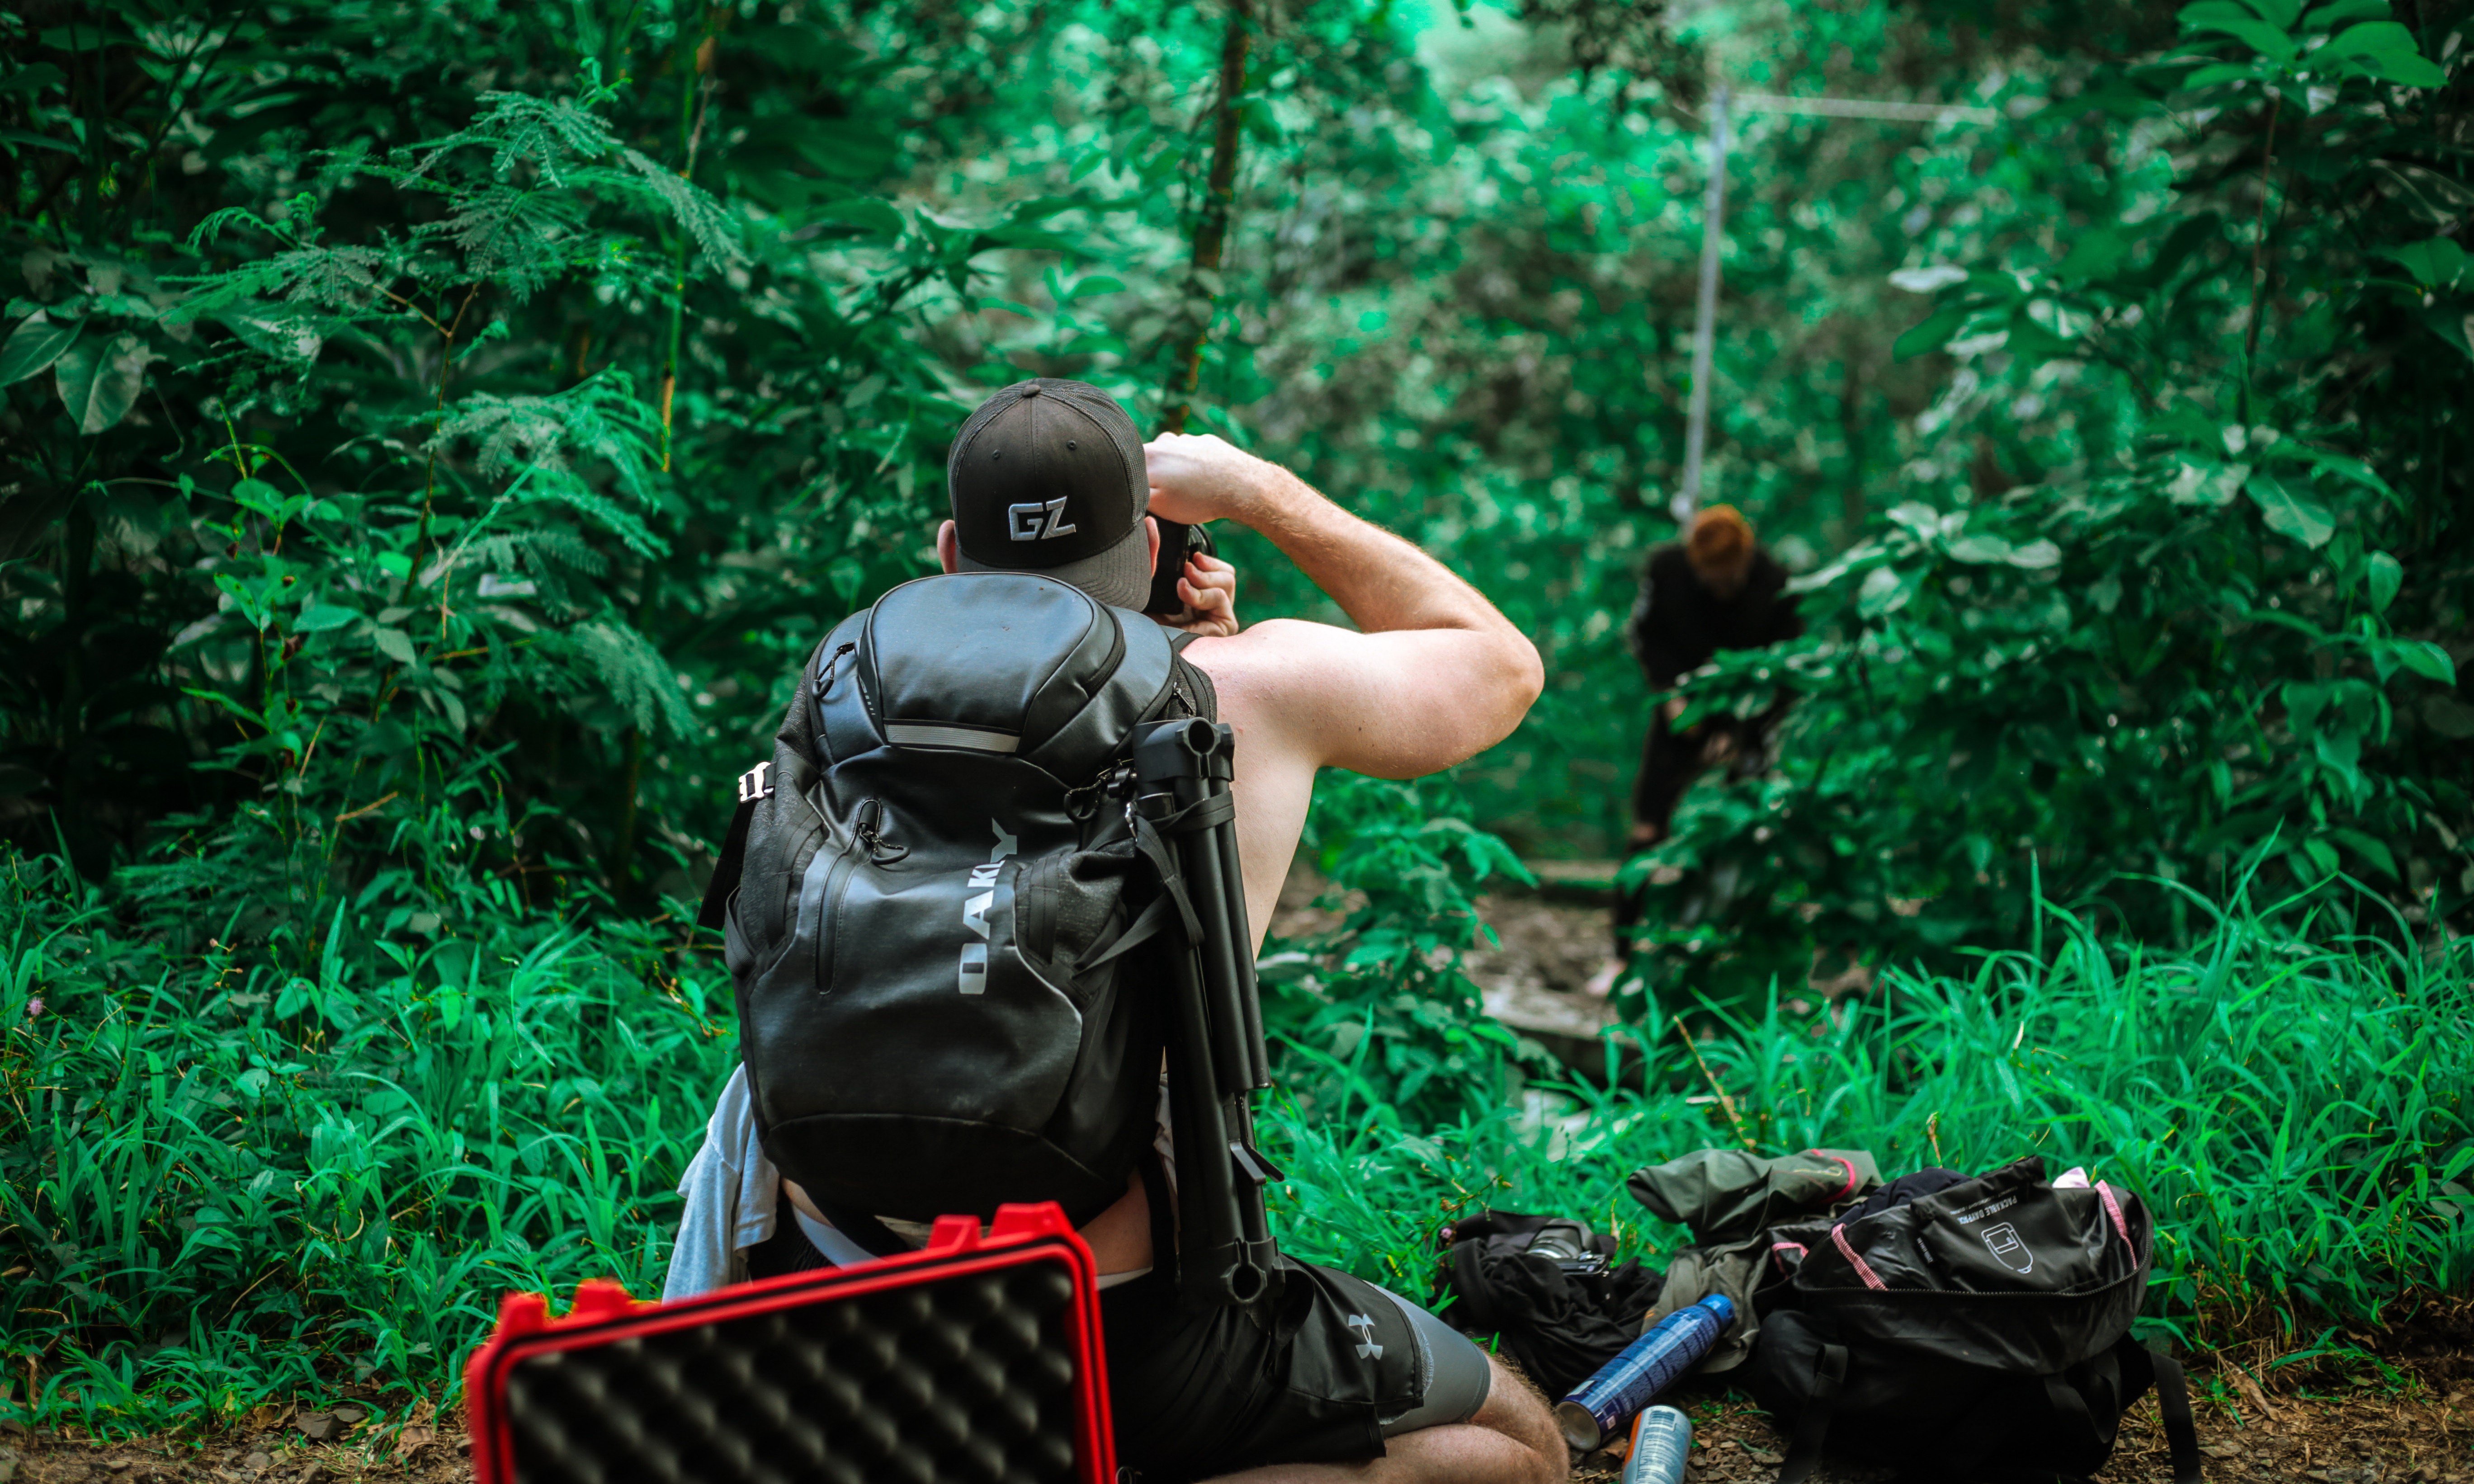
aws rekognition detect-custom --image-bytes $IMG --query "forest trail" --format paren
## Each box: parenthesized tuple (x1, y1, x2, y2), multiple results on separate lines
(1273, 861, 1634, 1064)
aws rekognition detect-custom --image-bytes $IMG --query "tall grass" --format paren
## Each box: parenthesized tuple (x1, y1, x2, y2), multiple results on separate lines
(0, 848, 735, 1434)
(3, 839, 2467, 1435)
(1269, 888, 2474, 1357)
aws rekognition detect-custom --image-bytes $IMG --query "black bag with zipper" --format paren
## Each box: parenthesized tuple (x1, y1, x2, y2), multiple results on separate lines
(696, 571, 1214, 1230)
(1740, 1155, 2201, 1484)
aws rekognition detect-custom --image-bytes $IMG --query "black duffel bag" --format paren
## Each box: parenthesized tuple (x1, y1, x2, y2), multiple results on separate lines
(1741, 1155, 2202, 1484)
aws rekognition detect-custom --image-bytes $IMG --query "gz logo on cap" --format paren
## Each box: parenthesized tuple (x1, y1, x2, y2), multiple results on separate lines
(1007, 497, 1078, 542)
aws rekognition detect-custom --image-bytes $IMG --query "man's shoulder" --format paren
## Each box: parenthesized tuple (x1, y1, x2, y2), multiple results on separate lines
(1645, 542, 1692, 577)
(1177, 617, 1331, 684)
(1748, 548, 1795, 596)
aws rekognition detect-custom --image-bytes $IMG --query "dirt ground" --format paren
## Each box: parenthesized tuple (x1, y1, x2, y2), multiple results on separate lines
(8, 1379, 2471, 1482)
(1273, 864, 1634, 1054)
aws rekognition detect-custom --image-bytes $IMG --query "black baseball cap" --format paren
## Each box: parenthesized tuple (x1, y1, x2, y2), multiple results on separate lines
(947, 378, 1152, 609)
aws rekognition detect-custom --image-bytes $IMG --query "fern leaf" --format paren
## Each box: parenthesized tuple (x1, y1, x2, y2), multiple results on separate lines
(571, 617, 698, 738)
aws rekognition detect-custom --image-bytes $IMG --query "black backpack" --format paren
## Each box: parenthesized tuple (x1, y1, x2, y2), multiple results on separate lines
(699, 572, 1213, 1230)
(1428, 1210, 1663, 1398)
(1739, 1156, 2200, 1484)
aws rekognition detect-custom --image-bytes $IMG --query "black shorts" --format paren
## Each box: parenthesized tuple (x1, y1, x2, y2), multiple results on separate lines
(1100, 1255, 1491, 1481)
(1096, 1153, 1490, 1480)
(746, 1172, 1492, 1482)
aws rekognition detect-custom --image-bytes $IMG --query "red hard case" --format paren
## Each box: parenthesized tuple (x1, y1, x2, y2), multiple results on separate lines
(465, 1202, 1116, 1484)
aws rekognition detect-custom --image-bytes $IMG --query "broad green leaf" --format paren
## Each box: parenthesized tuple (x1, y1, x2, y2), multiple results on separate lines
(2364, 551, 2402, 612)
(1893, 303, 1975, 361)
(2278, 443, 2397, 502)
(221, 310, 324, 363)
(54, 332, 153, 435)
(2284, 679, 2332, 733)
(0, 312, 80, 386)
(231, 479, 290, 519)
(2380, 237, 2467, 288)
(2374, 162, 2474, 225)
(2239, 0, 2301, 25)
(2387, 639, 2456, 684)
(1948, 533, 2015, 564)
(807, 197, 905, 238)
(2318, 19, 2418, 55)
(2245, 470, 2335, 547)
(2197, 19, 2301, 62)
(2337, 47, 2449, 85)
(294, 603, 359, 634)
(2182, 0, 2266, 24)
(2053, 230, 2129, 283)
(2324, 828, 2397, 880)
(2306, 0, 2391, 24)
(1858, 565, 1913, 617)
(2131, 214, 2223, 288)
(2169, 457, 2250, 507)
(373, 628, 418, 665)
(0, 63, 66, 95)
(2186, 61, 2266, 88)
(2424, 695, 2474, 739)
(2317, 21, 2445, 83)
(0, 128, 78, 156)
(2007, 539, 2063, 569)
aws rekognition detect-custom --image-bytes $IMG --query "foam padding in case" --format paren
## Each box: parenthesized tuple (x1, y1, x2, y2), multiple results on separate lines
(466, 1202, 1114, 1484)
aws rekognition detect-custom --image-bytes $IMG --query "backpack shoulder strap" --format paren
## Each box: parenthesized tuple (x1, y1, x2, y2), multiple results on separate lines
(2147, 1348, 2203, 1484)
(1774, 1341, 1845, 1484)
(695, 760, 774, 933)
(1166, 629, 1218, 720)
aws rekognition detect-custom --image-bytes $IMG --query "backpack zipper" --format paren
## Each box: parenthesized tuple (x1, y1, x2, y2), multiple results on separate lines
(814, 641, 857, 701)
(806, 801, 885, 993)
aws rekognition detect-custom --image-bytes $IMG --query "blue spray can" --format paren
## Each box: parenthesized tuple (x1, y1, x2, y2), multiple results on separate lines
(1554, 1293, 1736, 1451)
(1620, 1405, 1693, 1484)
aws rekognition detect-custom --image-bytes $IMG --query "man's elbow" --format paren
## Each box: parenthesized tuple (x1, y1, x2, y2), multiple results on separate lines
(1489, 632, 1545, 736)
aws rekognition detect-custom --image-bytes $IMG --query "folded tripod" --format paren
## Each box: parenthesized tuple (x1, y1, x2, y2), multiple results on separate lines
(1122, 717, 1283, 1309)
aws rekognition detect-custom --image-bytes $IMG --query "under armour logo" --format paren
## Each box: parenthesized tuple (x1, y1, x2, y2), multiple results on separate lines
(1344, 1314, 1382, 1361)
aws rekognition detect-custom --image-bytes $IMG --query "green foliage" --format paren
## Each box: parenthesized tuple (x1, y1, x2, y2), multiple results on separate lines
(1628, 0, 2474, 1010)
(5, 0, 2473, 1435)
(8, 808, 2468, 1432)
(0, 0, 1067, 901)
(1260, 771, 1553, 1127)
(0, 833, 732, 1433)
(1272, 878, 2474, 1352)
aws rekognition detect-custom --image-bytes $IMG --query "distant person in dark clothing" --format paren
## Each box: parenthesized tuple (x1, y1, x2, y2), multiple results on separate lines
(1624, 506, 1803, 846)
(1614, 505, 1803, 952)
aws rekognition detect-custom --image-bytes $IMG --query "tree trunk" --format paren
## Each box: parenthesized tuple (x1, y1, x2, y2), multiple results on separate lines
(1159, 0, 1252, 434)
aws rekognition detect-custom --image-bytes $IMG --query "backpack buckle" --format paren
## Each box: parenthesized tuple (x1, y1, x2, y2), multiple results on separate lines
(737, 762, 774, 802)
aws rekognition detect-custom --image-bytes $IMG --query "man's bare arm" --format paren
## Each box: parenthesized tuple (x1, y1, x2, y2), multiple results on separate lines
(1146, 433, 1543, 779)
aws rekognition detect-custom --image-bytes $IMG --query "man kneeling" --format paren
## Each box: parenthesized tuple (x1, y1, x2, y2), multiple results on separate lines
(669, 380, 1559, 1484)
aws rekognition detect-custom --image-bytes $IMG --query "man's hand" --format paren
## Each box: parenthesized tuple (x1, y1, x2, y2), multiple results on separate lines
(1156, 550, 1240, 637)
(1144, 432, 1277, 525)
